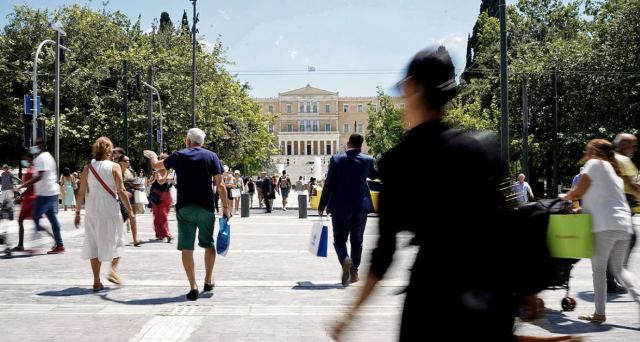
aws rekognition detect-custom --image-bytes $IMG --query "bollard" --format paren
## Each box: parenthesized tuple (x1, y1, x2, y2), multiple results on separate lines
(241, 193, 250, 218)
(298, 193, 307, 218)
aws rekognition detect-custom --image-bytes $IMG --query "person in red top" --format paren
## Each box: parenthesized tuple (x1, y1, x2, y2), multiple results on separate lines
(13, 152, 51, 251)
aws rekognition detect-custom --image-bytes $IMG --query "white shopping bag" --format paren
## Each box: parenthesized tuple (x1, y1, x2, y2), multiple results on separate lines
(308, 220, 328, 257)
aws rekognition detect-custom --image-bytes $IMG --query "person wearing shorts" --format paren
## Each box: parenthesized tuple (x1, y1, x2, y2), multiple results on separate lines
(145, 128, 230, 301)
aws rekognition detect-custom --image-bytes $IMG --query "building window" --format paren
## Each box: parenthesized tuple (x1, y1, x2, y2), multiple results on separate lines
(287, 124, 293, 132)
(313, 120, 319, 132)
(312, 103, 318, 113)
(325, 123, 331, 131)
(306, 120, 312, 131)
(343, 104, 349, 113)
(343, 123, 349, 133)
(299, 120, 305, 132)
(268, 104, 274, 113)
(325, 104, 330, 113)
(286, 104, 292, 113)
(268, 125, 274, 133)
(299, 102, 305, 113)
(357, 104, 363, 112)
(357, 123, 364, 133)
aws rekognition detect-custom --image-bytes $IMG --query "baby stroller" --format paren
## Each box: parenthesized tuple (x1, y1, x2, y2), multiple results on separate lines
(545, 257, 580, 311)
(513, 198, 581, 313)
(0, 190, 15, 257)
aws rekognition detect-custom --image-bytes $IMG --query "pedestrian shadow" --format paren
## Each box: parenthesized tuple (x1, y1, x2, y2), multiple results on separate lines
(525, 308, 612, 334)
(292, 281, 346, 290)
(98, 292, 213, 305)
(37, 286, 119, 297)
(576, 291, 633, 303)
(525, 307, 637, 333)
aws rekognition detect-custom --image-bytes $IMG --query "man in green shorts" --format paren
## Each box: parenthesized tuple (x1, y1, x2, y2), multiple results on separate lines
(145, 128, 230, 301)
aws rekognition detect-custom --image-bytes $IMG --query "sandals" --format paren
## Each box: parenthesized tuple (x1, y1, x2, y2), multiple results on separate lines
(578, 314, 606, 323)
(107, 273, 123, 285)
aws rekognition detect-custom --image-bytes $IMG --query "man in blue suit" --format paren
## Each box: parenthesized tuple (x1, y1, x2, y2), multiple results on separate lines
(319, 134, 378, 286)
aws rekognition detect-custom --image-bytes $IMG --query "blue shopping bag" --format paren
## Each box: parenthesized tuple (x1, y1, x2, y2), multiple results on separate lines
(217, 217, 231, 256)
(308, 220, 328, 257)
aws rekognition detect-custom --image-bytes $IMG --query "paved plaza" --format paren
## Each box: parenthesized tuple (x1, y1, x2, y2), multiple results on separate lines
(1, 200, 639, 341)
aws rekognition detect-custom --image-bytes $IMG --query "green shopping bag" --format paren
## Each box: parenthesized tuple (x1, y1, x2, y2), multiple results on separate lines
(547, 214, 593, 259)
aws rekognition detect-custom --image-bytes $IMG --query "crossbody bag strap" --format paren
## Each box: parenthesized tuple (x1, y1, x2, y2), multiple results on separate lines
(88, 164, 117, 200)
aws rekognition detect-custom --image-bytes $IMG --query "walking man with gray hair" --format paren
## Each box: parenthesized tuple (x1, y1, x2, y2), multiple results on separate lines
(145, 128, 230, 301)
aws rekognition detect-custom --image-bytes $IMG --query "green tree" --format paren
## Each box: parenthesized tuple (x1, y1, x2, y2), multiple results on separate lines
(365, 87, 404, 160)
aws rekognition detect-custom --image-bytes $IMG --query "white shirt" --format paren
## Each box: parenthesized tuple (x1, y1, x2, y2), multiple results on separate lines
(581, 159, 632, 233)
(33, 151, 60, 196)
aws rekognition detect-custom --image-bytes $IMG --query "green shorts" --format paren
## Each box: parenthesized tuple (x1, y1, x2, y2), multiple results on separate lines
(176, 205, 215, 250)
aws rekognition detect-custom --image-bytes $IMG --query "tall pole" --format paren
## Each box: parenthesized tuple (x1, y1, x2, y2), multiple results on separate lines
(551, 67, 559, 197)
(147, 67, 153, 152)
(123, 60, 129, 155)
(522, 74, 529, 181)
(499, 0, 509, 165)
(54, 30, 61, 174)
(191, 0, 197, 127)
(32, 40, 56, 146)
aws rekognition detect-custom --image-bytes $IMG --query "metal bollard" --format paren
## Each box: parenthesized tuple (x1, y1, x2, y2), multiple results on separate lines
(298, 193, 307, 218)
(241, 193, 250, 218)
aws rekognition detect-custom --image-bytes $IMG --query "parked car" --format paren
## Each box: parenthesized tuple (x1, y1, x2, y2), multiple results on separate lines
(310, 179, 380, 212)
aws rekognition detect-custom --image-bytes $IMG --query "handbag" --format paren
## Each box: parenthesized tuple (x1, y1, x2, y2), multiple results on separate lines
(547, 214, 593, 259)
(217, 217, 231, 256)
(88, 164, 129, 223)
(308, 219, 328, 257)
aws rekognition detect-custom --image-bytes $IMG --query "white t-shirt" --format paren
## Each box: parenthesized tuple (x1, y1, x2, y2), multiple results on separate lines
(33, 151, 60, 197)
(581, 158, 632, 233)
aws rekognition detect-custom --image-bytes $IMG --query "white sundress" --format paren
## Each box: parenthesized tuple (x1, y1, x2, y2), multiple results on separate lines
(81, 160, 125, 262)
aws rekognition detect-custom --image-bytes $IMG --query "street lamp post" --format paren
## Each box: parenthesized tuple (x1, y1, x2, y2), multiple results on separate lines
(138, 78, 163, 154)
(32, 39, 55, 146)
(190, 0, 197, 128)
(51, 23, 69, 175)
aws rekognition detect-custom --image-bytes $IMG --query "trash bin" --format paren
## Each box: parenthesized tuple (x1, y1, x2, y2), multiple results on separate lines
(241, 193, 250, 218)
(298, 193, 307, 219)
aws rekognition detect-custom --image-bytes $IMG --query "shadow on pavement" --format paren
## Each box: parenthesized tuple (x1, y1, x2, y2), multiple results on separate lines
(292, 281, 346, 290)
(576, 291, 633, 303)
(98, 292, 213, 305)
(37, 287, 119, 296)
(524, 307, 640, 334)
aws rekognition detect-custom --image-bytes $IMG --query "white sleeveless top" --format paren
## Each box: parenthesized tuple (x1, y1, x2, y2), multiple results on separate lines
(86, 160, 120, 217)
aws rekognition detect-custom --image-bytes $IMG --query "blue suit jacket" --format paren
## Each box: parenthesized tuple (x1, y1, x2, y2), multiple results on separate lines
(318, 149, 378, 215)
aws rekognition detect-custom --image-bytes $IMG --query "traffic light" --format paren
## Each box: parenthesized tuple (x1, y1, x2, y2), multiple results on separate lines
(59, 36, 66, 63)
(135, 74, 141, 92)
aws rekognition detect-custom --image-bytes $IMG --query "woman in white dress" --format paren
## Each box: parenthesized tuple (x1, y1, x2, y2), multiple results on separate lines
(74, 137, 135, 291)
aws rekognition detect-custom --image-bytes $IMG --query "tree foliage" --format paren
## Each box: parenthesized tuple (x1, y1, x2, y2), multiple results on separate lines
(365, 87, 404, 160)
(0, 4, 276, 173)
(452, 0, 640, 195)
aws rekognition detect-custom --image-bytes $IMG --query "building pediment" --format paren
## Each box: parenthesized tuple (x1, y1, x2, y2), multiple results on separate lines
(279, 84, 338, 96)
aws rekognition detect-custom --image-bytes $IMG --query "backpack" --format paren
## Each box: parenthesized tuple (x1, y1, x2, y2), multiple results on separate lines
(279, 176, 290, 189)
(463, 130, 561, 296)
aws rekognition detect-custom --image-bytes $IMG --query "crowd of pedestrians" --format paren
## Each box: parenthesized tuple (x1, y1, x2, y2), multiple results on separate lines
(2, 46, 640, 342)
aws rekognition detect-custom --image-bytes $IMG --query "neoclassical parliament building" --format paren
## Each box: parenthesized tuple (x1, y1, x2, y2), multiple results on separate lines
(254, 85, 404, 169)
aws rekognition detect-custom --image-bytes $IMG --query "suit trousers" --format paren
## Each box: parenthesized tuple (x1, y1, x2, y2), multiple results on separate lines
(331, 211, 367, 271)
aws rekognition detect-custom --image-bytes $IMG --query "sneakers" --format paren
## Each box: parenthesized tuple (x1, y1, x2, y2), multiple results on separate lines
(47, 245, 65, 254)
(283, 207, 287, 211)
(350, 270, 359, 284)
(186, 289, 199, 301)
(607, 282, 628, 294)
(341, 257, 353, 286)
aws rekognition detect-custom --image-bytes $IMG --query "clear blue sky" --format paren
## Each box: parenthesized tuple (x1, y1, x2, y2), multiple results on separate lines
(0, 0, 517, 97)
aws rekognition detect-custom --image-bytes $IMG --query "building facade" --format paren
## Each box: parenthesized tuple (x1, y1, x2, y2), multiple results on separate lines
(255, 85, 404, 162)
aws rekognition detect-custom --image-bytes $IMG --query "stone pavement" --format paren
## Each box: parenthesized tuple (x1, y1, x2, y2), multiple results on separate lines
(0, 206, 639, 341)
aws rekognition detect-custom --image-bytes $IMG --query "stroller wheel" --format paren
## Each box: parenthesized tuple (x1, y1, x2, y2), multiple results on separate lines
(561, 297, 576, 311)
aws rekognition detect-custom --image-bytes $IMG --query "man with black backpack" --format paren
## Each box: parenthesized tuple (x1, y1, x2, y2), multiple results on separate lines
(278, 170, 292, 211)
